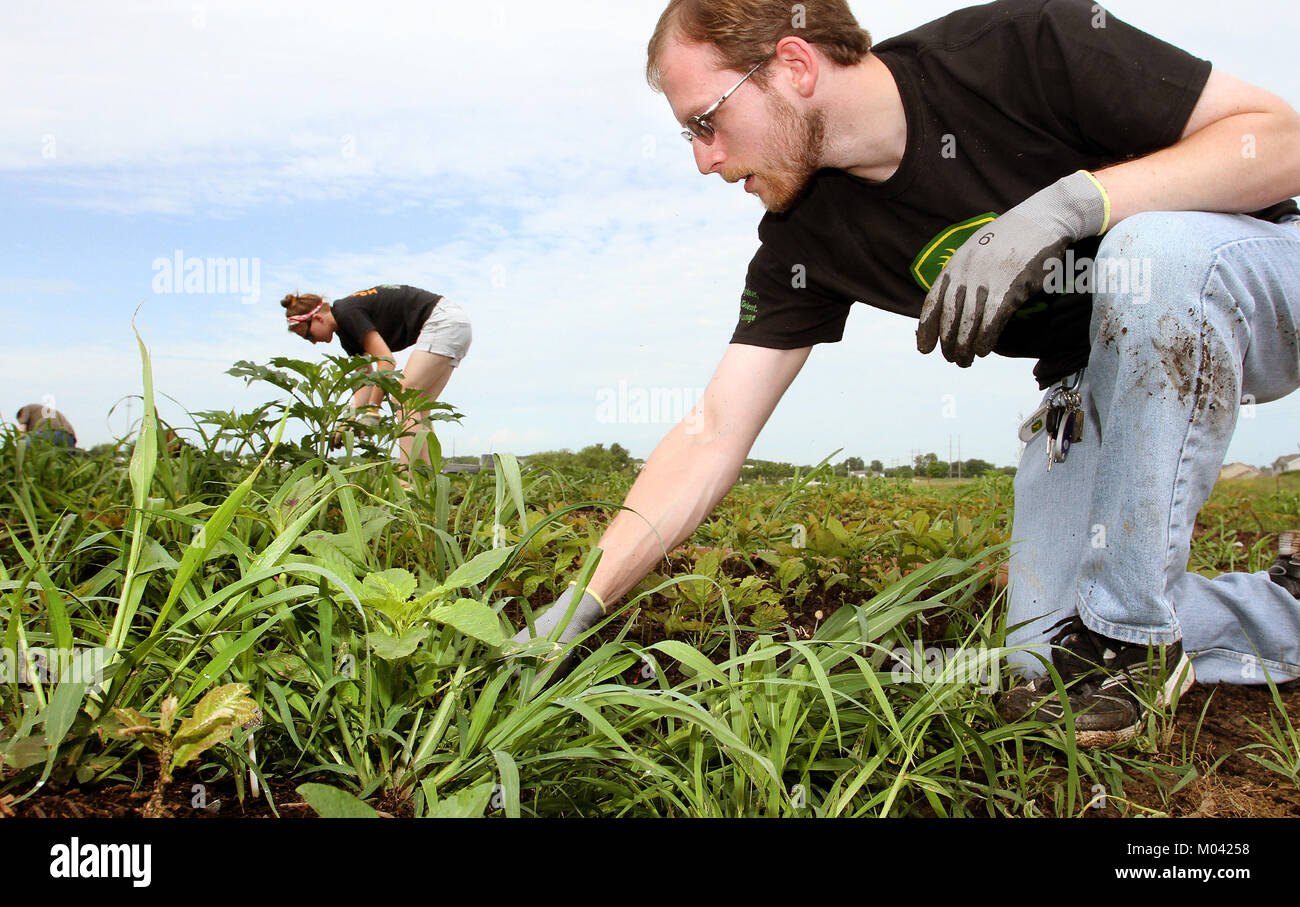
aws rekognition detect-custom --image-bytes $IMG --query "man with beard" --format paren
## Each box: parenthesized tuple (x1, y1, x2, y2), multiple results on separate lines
(511, 0, 1300, 747)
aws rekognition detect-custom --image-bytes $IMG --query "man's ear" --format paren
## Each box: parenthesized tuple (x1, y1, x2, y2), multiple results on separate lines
(773, 35, 819, 98)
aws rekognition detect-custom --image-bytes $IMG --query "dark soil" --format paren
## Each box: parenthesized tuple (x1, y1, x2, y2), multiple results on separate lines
(2, 761, 416, 819)
(1087, 682, 1300, 818)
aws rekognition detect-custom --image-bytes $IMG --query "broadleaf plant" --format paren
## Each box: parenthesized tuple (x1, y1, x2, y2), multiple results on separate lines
(113, 683, 259, 817)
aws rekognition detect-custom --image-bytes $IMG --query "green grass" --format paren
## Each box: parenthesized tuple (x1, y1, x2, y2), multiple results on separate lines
(1, 338, 1296, 817)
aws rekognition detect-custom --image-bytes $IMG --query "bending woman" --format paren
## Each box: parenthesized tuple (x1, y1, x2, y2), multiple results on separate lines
(283, 285, 471, 469)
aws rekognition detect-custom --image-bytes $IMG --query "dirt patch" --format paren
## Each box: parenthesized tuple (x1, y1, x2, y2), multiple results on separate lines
(2, 762, 417, 818)
(1078, 682, 1300, 818)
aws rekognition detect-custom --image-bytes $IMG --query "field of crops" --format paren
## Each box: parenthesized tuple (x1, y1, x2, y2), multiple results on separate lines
(2, 346, 1298, 819)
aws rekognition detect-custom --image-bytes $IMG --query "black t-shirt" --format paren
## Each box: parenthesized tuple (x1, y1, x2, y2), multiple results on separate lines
(331, 285, 442, 357)
(731, 0, 1300, 388)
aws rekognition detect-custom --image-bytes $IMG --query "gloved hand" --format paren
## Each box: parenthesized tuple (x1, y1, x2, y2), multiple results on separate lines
(331, 403, 377, 449)
(347, 403, 382, 431)
(917, 170, 1109, 368)
(510, 584, 606, 680)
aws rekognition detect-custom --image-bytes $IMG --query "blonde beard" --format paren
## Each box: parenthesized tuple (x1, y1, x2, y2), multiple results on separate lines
(755, 94, 827, 213)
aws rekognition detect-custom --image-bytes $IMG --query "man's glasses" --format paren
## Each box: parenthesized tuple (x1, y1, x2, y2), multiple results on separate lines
(681, 60, 766, 144)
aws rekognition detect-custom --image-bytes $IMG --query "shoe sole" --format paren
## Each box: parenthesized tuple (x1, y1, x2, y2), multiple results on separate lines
(1073, 653, 1196, 749)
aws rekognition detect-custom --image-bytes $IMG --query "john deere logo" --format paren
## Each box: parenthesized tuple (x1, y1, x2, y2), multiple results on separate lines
(910, 213, 999, 291)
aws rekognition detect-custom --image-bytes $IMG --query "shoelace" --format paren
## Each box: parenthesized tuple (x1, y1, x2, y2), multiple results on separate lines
(1045, 614, 1112, 682)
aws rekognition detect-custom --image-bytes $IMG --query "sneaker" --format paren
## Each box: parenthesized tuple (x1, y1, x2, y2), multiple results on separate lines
(1267, 530, 1300, 598)
(1264, 532, 1300, 690)
(996, 615, 1195, 748)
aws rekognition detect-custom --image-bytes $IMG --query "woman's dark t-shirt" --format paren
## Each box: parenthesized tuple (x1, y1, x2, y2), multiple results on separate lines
(731, 0, 1299, 388)
(332, 285, 442, 357)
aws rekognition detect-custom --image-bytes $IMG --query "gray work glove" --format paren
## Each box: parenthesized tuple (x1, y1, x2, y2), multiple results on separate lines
(510, 585, 606, 680)
(350, 403, 382, 430)
(916, 170, 1109, 368)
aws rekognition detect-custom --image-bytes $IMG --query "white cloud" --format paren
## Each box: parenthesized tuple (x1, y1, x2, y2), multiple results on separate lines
(0, 277, 80, 293)
(4, 0, 1300, 472)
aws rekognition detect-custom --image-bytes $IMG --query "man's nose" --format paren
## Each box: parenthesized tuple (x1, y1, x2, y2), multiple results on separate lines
(693, 137, 725, 175)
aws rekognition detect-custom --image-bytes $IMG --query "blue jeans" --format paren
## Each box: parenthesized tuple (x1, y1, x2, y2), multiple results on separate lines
(1007, 211, 1300, 685)
(24, 430, 76, 449)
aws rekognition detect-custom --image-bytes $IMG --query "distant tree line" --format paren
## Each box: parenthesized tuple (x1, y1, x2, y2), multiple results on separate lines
(874, 452, 1016, 479)
(503, 444, 1017, 480)
(524, 442, 638, 473)
(755, 453, 1018, 480)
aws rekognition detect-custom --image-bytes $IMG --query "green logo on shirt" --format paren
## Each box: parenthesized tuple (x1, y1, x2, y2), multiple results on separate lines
(739, 287, 759, 323)
(910, 213, 999, 291)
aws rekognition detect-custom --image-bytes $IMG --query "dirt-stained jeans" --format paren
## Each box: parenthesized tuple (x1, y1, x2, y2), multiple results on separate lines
(1007, 211, 1300, 685)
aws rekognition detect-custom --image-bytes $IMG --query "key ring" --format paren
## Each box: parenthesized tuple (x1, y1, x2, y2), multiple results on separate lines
(1044, 370, 1085, 471)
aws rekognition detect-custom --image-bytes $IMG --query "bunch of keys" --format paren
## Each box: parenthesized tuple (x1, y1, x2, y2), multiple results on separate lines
(1043, 389, 1084, 470)
(1018, 372, 1085, 472)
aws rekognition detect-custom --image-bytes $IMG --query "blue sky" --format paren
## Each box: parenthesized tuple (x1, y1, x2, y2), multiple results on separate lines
(4, 0, 1300, 470)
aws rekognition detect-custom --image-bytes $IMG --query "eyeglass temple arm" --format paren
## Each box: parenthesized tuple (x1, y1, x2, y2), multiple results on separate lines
(720, 61, 765, 103)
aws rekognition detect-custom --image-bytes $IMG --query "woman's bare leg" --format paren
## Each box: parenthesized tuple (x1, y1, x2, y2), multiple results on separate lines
(398, 350, 455, 469)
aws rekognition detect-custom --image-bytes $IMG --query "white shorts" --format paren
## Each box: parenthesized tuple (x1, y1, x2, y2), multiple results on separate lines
(413, 298, 472, 367)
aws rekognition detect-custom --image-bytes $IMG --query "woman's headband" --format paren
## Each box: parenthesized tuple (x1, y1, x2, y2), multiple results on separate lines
(286, 301, 325, 324)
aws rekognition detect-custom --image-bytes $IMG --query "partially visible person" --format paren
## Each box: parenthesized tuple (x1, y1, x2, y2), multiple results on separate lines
(15, 403, 77, 449)
(282, 285, 472, 471)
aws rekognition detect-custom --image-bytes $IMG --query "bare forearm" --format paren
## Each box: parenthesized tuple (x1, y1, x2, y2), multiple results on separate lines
(587, 422, 745, 606)
(349, 363, 390, 408)
(576, 343, 811, 609)
(1097, 110, 1300, 226)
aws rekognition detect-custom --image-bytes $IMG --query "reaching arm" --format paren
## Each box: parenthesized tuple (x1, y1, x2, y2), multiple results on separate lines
(348, 362, 376, 409)
(353, 331, 397, 409)
(585, 343, 812, 607)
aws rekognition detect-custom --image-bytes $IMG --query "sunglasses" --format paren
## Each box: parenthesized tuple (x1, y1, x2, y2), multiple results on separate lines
(287, 301, 324, 340)
(681, 60, 767, 144)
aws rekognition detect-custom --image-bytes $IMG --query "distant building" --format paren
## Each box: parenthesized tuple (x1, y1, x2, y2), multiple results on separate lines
(1271, 454, 1300, 474)
(1219, 462, 1262, 480)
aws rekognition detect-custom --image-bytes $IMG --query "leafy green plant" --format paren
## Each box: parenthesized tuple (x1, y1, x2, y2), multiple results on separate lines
(112, 683, 259, 817)
(6, 332, 1297, 819)
(227, 355, 461, 460)
(1241, 674, 1300, 787)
